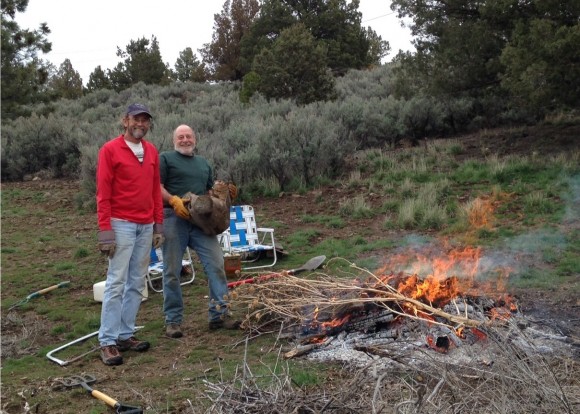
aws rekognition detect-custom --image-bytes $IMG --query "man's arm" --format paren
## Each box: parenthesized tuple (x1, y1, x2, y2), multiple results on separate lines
(95, 145, 116, 257)
(162, 183, 190, 219)
(160, 184, 173, 204)
(95, 145, 113, 231)
(152, 149, 164, 226)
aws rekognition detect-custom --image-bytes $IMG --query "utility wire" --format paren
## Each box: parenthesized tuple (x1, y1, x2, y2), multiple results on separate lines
(362, 11, 396, 23)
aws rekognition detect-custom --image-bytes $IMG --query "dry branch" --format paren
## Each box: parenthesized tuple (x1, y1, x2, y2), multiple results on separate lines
(232, 262, 488, 334)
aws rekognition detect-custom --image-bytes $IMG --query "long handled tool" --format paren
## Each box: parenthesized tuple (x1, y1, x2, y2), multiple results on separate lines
(46, 326, 143, 366)
(228, 255, 326, 288)
(8, 281, 70, 311)
(54, 374, 143, 414)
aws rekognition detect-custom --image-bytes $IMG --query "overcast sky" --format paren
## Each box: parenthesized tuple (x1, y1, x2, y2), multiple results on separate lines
(16, 0, 414, 83)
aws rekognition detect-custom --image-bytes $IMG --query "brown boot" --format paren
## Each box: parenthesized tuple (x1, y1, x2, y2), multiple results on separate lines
(100, 345, 123, 366)
(116, 336, 150, 352)
(166, 324, 183, 338)
(209, 317, 241, 331)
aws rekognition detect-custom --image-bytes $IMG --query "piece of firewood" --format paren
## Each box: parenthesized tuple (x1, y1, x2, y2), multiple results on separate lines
(284, 337, 333, 359)
(183, 181, 234, 236)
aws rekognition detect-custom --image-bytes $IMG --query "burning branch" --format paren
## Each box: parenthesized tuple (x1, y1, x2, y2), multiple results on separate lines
(231, 258, 502, 336)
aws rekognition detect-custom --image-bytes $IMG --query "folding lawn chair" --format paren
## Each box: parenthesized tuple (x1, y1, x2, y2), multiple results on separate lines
(146, 247, 195, 293)
(219, 205, 277, 271)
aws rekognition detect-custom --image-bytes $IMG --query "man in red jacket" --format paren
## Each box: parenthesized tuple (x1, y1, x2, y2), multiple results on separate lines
(96, 103, 164, 366)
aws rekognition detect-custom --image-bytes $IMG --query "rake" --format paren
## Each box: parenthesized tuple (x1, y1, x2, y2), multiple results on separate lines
(8, 281, 70, 311)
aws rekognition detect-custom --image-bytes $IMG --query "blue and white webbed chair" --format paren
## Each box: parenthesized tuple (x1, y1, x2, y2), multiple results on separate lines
(146, 247, 195, 293)
(219, 205, 277, 271)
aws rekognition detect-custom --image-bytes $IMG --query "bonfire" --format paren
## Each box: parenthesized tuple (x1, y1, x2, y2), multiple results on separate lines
(231, 247, 520, 355)
(210, 247, 577, 414)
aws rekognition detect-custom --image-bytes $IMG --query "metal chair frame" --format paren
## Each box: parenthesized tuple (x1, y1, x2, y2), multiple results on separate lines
(146, 247, 195, 293)
(219, 205, 277, 271)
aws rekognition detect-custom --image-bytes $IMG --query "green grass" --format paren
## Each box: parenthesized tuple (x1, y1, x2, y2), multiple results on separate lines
(338, 195, 374, 218)
(74, 247, 90, 258)
(312, 236, 395, 262)
(1, 142, 579, 413)
(452, 160, 491, 183)
(290, 365, 325, 387)
(557, 229, 580, 277)
(510, 268, 558, 289)
(301, 214, 345, 229)
(285, 229, 322, 251)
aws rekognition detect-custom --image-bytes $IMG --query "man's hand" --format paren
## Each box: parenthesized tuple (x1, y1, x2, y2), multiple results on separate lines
(97, 230, 116, 258)
(168, 195, 190, 220)
(152, 223, 164, 249)
(152, 233, 165, 249)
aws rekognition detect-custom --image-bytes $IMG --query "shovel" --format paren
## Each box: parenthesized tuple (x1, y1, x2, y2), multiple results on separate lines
(8, 281, 70, 311)
(228, 255, 326, 288)
(55, 374, 143, 414)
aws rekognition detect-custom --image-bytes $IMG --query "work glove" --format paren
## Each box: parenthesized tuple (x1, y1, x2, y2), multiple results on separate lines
(168, 195, 190, 220)
(211, 181, 238, 202)
(152, 224, 165, 249)
(228, 183, 238, 201)
(97, 230, 116, 258)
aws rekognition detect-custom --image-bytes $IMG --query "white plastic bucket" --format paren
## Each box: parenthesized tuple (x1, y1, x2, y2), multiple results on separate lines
(93, 280, 148, 302)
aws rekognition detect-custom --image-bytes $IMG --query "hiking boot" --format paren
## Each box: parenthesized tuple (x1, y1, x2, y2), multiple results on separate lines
(100, 345, 123, 366)
(209, 317, 241, 331)
(116, 336, 150, 352)
(166, 324, 183, 338)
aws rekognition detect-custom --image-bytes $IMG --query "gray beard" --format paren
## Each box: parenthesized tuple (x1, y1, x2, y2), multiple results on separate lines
(175, 147, 194, 156)
(132, 128, 146, 140)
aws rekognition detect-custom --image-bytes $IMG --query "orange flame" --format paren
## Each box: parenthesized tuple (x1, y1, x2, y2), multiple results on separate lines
(374, 246, 484, 307)
(305, 245, 517, 340)
(321, 314, 351, 329)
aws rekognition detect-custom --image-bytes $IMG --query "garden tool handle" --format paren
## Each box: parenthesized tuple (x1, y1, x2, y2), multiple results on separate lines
(227, 256, 326, 289)
(28, 281, 70, 299)
(227, 272, 282, 288)
(90, 389, 118, 408)
(10, 281, 71, 310)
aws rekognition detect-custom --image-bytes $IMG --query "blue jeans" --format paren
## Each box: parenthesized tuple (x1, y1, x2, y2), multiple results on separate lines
(98, 220, 152, 346)
(162, 208, 229, 324)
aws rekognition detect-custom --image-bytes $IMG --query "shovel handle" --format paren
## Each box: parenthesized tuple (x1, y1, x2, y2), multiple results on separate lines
(227, 255, 326, 289)
(91, 389, 118, 408)
(227, 272, 283, 288)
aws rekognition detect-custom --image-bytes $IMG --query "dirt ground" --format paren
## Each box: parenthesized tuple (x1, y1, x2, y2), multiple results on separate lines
(1, 123, 579, 413)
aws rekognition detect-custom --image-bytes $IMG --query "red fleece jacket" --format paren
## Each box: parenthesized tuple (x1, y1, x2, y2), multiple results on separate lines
(96, 135, 163, 231)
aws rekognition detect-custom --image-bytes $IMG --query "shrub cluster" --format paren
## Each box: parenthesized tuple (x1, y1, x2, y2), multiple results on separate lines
(1, 65, 547, 206)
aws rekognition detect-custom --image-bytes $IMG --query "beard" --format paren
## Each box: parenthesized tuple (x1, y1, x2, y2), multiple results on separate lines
(175, 146, 194, 156)
(130, 127, 147, 140)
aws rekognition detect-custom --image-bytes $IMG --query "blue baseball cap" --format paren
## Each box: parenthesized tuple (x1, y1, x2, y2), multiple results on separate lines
(126, 103, 152, 118)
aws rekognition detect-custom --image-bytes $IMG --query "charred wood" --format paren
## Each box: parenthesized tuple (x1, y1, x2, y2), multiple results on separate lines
(284, 337, 333, 359)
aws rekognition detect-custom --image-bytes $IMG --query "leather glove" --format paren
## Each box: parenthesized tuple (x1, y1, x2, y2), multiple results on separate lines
(168, 195, 190, 220)
(97, 230, 116, 258)
(228, 183, 238, 201)
(152, 233, 165, 249)
(152, 223, 164, 248)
